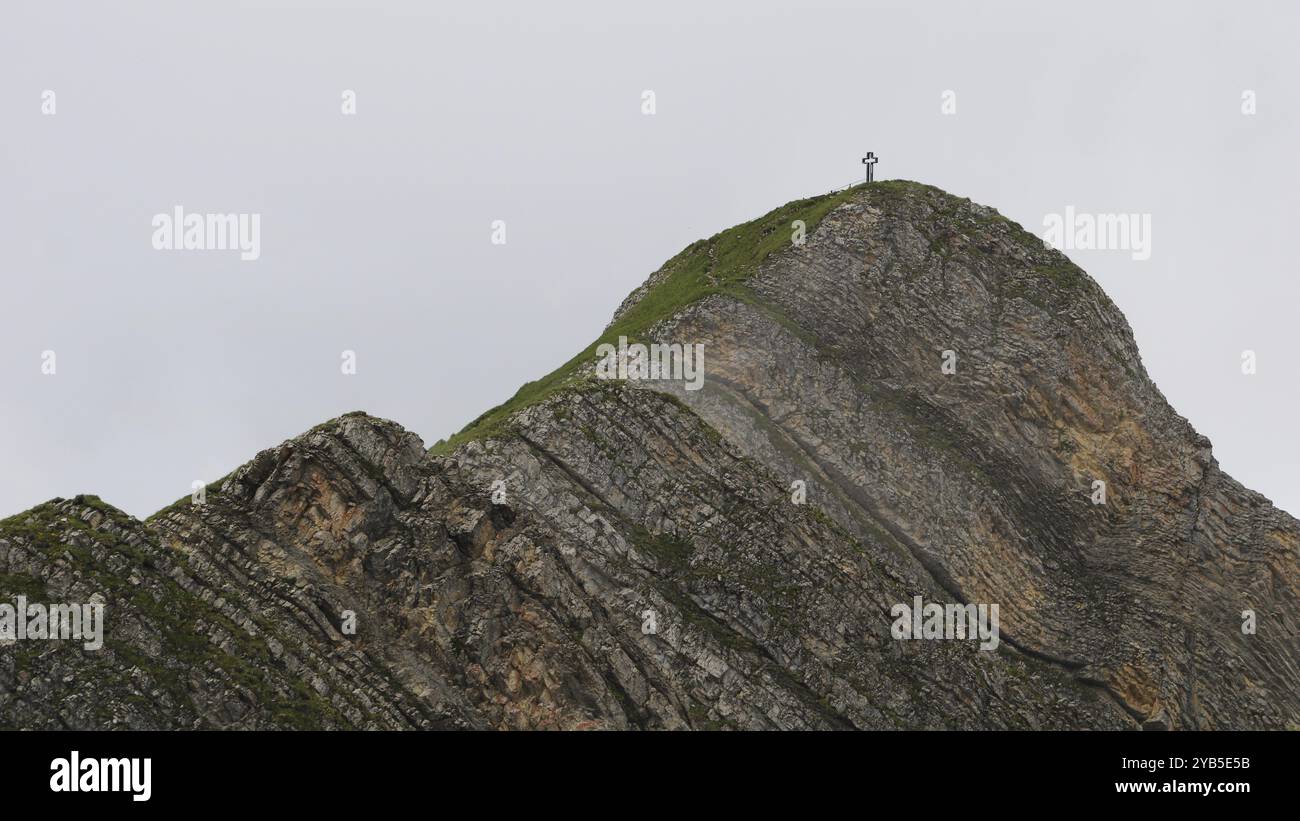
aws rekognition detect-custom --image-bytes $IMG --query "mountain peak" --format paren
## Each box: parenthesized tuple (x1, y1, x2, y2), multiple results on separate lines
(3, 183, 1297, 730)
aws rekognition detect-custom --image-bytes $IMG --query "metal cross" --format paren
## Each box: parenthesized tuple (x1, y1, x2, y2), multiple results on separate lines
(862, 152, 878, 183)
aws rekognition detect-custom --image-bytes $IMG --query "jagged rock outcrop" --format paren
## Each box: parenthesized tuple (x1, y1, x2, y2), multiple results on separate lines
(2, 181, 1296, 729)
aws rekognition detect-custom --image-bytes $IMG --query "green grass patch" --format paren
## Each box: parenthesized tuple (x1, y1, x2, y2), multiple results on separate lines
(147, 472, 234, 522)
(1001, 260, 1094, 311)
(0, 572, 48, 599)
(629, 524, 695, 572)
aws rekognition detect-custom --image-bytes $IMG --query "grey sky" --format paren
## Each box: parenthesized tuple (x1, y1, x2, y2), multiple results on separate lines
(3, 0, 1297, 519)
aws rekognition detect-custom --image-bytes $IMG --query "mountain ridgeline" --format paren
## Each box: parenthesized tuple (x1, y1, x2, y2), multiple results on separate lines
(3, 181, 1297, 730)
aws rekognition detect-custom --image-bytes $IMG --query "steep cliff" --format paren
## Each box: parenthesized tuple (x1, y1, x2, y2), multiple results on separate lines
(3, 181, 1296, 729)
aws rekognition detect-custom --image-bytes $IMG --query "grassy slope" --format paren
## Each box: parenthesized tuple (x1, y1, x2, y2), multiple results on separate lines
(429, 182, 869, 455)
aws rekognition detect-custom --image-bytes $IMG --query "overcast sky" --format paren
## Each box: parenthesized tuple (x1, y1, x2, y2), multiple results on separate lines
(3, 0, 1297, 519)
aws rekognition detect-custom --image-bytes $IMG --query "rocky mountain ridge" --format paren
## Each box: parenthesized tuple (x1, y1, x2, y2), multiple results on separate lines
(3, 181, 1297, 729)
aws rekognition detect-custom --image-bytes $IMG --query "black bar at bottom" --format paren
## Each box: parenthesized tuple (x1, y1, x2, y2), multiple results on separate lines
(1, 730, 1284, 809)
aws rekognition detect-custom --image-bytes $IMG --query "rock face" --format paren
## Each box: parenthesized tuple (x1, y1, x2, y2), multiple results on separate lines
(2, 181, 1297, 730)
